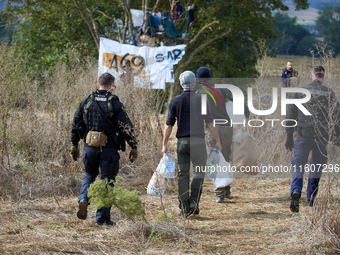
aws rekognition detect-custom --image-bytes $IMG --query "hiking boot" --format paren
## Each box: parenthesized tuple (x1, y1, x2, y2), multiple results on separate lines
(224, 186, 231, 198)
(96, 220, 116, 227)
(192, 207, 200, 215)
(77, 200, 88, 220)
(215, 195, 224, 203)
(106, 220, 116, 226)
(290, 192, 300, 213)
(189, 201, 200, 215)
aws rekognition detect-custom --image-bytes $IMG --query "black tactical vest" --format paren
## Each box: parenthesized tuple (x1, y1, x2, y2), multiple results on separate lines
(83, 92, 118, 137)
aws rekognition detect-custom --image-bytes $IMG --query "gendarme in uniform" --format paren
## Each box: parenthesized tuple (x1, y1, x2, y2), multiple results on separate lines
(285, 66, 338, 213)
(71, 72, 137, 226)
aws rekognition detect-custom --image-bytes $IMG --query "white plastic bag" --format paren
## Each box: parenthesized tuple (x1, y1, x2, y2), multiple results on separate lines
(156, 155, 167, 176)
(156, 152, 176, 178)
(214, 153, 233, 189)
(147, 171, 166, 196)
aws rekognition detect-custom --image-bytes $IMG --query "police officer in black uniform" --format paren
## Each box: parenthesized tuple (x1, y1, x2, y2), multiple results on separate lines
(281, 61, 299, 87)
(71, 72, 138, 226)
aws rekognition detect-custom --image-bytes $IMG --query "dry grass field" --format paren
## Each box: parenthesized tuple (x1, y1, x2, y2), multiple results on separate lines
(0, 43, 339, 254)
(1, 176, 339, 254)
(256, 46, 340, 79)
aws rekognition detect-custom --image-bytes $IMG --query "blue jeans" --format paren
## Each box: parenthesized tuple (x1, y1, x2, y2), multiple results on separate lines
(290, 136, 327, 204)
(78, 146, 120, 224)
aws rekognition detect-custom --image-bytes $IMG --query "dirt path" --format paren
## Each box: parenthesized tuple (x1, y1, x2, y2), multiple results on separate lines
(0, 176, 321, 254)
(145, 177, 313, 254)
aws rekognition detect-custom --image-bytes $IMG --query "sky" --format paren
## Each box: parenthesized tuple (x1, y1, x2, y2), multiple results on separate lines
(283, 0, 339, 25)
(0, 1, 7, 11)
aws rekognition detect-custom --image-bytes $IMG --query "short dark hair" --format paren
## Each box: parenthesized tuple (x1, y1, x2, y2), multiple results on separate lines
(312, 66, 325, 79)
(99, 72, 115, 87)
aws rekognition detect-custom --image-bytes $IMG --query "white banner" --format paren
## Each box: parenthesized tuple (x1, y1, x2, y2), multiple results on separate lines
(98, 37, 186, 90)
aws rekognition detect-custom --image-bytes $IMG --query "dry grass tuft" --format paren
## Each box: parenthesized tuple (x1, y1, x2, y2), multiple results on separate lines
(297, 177, 340, 253)
(0, 43, 169, 200)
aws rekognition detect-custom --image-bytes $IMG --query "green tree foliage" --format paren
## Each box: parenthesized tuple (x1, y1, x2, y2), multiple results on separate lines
(174, 0, 309, 81)
(87, 177, 145, 220)
(1, 0, 309, 76)
(272, 12, 317, 56)
(1, 0, 138, 70)
(316, 5, 340, 55)
(296, 35, 319, 55)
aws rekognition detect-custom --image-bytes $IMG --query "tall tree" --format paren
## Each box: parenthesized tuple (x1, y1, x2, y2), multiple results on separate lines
(272, 12, 315, 55)
(316, 4, 340, 55)
(1, 0, 309, 78)
(1, 0, 139, 70)
(171, 0, 309, 97)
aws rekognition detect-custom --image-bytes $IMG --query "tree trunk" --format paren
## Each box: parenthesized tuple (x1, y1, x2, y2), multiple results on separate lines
(167, 23, 228, 106)
(142, 0, 149, 35)
(73, 0, 99, 48)
(126, 0, 134, 40)
(120, 0, 134, 42)
(97, 10, 123, 43)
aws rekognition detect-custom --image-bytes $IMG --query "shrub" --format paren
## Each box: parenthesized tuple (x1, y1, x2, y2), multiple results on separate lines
(87, 177, 146, 220)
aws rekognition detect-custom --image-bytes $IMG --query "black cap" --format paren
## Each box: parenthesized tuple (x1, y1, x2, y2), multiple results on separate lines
(196, 67, 212, 80)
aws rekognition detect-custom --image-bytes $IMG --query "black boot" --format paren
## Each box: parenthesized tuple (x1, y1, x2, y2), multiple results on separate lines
(224, 185, 231, 198)
(77, 199, 88, 220)
(290, 192, 300, 213)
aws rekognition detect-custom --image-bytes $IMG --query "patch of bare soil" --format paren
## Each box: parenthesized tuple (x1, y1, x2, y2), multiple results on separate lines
(0, 177, 328, 254)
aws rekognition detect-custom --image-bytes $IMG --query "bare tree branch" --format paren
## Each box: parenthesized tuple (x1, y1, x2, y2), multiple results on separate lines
(73, 0, 99, 48)
(82, 0, 100, 44)
(187, 21, 220, 46)
(97, 10, 123, 43)
(177, 32, 228, 74)
(120, 0, 134, 41)
(167, 31, 228, 100)
(39, 16, 84, 56)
